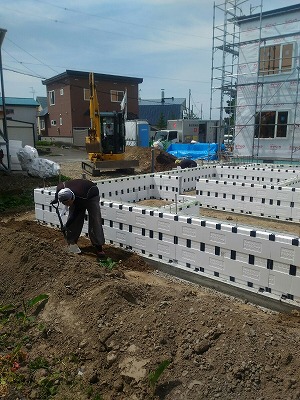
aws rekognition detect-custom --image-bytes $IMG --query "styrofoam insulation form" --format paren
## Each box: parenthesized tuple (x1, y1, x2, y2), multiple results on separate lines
(34, 166, 300, 308)
(196, 179, 300, 221)
(216, 165, 299, 185)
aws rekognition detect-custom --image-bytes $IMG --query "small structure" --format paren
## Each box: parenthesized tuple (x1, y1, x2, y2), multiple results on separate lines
(0, 97, 38, 171)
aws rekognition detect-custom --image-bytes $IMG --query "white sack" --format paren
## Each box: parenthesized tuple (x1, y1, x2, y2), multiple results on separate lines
(17, 145, 38, 171)
(27, 158, 60, 178)
(17, 145, 60, 178)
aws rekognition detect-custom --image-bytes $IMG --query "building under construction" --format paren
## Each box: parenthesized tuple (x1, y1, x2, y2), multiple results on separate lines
(210, 1, 300, 162)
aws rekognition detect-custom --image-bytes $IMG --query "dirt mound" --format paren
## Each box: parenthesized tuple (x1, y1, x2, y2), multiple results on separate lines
(124, 147, 177, 173)
(0, 218, 300, 399)
(1, 147, 300, 399)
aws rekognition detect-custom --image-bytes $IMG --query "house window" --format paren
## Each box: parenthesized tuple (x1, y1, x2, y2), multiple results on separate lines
(40, 120, 45, 130)
(111, 90, 124, 103)
(84, 88, 90, 101)
(254, 111, 288, 138)
(60, 88, 64, 95)
(48, 90, 55, 105)
(51, 120, 57, 126)
(259, 43, 293, 75)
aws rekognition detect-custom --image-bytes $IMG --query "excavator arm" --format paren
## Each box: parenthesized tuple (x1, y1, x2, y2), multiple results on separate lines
(85, 72, 103, 159)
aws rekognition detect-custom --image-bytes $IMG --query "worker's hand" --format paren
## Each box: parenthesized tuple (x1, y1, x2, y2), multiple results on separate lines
(50, 199, 58, 205)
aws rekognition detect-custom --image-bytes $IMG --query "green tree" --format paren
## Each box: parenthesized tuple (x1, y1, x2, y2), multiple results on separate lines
(157, 112, 167, 129)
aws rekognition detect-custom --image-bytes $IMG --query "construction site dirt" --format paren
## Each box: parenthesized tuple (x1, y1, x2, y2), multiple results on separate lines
(0, 146, 300, 400)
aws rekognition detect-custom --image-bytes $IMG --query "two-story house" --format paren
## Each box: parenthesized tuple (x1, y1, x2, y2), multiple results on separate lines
(235, 4, 300, 161)
(42, 70, 143, 143)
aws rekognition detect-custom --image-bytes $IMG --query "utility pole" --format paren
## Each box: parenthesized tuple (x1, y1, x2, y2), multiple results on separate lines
(188, 89, 191, 118)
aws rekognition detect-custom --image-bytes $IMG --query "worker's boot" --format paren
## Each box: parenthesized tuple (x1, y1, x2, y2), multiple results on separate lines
(68, 243, 81, 254)
(95, 245, 105, 258)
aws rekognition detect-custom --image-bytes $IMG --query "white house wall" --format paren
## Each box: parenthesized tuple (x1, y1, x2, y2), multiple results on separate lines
(235, 9, 300, 159)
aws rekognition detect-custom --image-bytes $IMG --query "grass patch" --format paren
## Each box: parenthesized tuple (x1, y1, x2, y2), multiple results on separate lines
(0, 190, 34, 213)
(0, 175, 71, 212)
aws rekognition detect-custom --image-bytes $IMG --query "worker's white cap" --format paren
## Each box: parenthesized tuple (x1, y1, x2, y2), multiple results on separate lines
(58, 188, 75, 202)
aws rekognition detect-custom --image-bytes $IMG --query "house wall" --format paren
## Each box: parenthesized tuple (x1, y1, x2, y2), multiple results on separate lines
(235, 8, 300, 160)
(47, 82, 73, 138)
(5, 105, 37, 126)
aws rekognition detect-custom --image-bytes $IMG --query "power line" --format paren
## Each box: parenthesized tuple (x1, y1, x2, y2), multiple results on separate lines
(33, 0, 208, 39)
(6, 38, 60, 74)
(3, 66, 46, 79)
(3, 49, 47, 78)
(2, 5, 206, 52)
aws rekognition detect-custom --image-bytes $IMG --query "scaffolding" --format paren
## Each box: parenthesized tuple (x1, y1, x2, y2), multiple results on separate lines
(210, 0, 246, 157)
(210, 0, 300, 163)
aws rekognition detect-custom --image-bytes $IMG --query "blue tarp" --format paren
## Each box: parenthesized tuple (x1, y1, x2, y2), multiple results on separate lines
(167, 143, 225, 161)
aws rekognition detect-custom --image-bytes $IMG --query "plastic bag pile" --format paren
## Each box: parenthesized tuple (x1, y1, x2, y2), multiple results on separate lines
(17, 145, 60, 178)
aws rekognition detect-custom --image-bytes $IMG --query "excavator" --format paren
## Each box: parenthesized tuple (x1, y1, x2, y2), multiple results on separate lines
(82, 72, 139, 176)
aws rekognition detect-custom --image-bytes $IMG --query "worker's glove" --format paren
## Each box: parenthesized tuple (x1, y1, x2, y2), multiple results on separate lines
(50, 199, 58, 205)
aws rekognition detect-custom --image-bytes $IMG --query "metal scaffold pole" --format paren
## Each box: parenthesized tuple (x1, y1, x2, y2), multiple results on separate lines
(0, 28, 10, 173)
(210, 1, 244, 161)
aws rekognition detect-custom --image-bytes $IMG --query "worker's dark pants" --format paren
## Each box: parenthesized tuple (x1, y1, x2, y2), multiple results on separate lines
(66, 196, 105, 247)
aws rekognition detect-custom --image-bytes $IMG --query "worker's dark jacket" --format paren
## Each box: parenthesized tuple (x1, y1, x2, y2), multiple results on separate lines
(55, 179, 99, 228)
(180, 159, 197, 169)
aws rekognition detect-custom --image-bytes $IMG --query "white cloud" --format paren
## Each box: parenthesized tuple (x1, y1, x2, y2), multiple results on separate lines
(1, 0, 300, 114)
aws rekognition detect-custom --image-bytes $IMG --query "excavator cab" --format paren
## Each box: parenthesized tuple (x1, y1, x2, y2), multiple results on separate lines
(101, 112, 126, 155)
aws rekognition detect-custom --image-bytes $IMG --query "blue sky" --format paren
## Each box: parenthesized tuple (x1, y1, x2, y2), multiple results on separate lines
(1, 0, 300, 119)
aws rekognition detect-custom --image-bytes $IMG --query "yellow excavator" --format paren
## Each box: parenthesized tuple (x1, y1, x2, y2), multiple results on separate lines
(82, 72, 139, 176)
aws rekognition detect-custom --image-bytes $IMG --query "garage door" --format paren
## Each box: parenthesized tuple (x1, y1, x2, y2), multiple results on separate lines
(73, 128, 88, 147)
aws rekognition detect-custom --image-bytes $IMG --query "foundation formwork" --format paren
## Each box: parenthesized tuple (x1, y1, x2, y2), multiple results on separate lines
(34, 166, 300, 310)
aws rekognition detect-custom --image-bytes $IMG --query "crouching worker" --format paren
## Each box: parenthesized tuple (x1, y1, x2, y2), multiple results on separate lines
(175, 158, 197, 169)
(51, 179, 105, 258)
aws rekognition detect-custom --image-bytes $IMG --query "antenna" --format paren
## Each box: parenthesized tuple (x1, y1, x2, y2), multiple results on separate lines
(30, 86, 35, 99)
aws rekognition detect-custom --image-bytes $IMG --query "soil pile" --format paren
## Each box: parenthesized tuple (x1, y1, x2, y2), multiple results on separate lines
(0, 219, 299, 399)
(0, 146, 300, 399)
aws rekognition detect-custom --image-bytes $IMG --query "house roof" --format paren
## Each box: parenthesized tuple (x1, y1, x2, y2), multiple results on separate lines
(0, 97, 39, 107)
(236, 4, 300, 24)
(139, 98, 186, 126)
(42, 69, 143, 85)
(36, 96, 47, 109)
(139, 98, 186, 106)
(38, 106, 48, 117)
